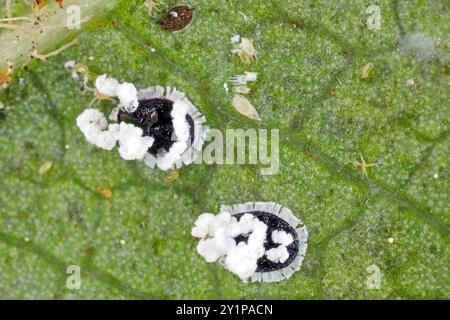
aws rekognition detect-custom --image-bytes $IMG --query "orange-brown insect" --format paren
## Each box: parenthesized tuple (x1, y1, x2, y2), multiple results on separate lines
(0, 71, 12, 90)
(96, 186, 113, 198)
(164, 170, 180, 182)
(352, 153, 378, 177)
(55, 0, 64, 8)
(0, 63, 13, 90)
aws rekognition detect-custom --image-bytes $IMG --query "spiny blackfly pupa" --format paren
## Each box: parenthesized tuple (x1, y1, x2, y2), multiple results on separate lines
(119, 86, 208, 170)
(76, 75, 208, 171)
(191, 202, 308, 283)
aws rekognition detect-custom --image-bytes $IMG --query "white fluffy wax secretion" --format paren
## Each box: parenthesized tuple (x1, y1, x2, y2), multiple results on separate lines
(117, 122, 154, 160)
(76, 108, 120, 151)
(95, 74, 119, 97)
(116, 82, 139, 112)
(76, 108, 154, 160)
(94, 74, 139, 113)
(192, 212, 270, 282)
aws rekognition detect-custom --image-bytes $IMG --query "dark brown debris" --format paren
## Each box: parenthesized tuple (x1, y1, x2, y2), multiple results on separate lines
(160, 5, 193, 32)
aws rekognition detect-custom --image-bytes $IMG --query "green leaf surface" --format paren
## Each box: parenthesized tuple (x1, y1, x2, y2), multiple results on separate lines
(0, 0, 449, 299)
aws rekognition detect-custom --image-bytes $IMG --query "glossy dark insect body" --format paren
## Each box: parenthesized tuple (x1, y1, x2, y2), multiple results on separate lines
(118, 98, 194, 155)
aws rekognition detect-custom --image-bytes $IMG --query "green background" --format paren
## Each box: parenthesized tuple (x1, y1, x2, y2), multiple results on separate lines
(0, 0, 448, 299)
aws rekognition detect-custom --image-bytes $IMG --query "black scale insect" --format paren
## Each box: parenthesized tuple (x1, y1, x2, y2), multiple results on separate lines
(118, 98, 195, 156)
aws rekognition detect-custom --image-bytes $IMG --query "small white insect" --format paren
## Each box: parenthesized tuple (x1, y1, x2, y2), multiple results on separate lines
(231, 37, 257, 65)
(65, 61, 89, 82)
(233, 85, 250, 94)
(232, 95, 261, 121)
(117, 122, 154, 160)
(76, 108, 120, 151)
(64, 60, 76, 69)
(230, 34, 240, 44)
(223, 82, 229, 94)
(80, 74, 139, 112)
(406, 78, 415, 86)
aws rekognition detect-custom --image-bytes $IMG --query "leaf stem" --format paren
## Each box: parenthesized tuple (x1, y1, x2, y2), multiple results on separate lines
(0, 0, 119, 72)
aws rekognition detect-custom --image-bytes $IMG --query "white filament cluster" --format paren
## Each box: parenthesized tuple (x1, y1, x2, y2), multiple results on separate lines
(192, 211, 267, 281)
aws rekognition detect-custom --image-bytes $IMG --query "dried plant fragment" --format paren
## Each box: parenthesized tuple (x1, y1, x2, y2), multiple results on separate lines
(145, 0, 166, 17)
(38, 161, 53, 175)
(164, 170, 180, 182)
(232, 95, 261, 121)
(231, 37, 257, 65)
(361, 63, 374, 79)
(96, 186, 113, 198)
(233, 85, 250, 94)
